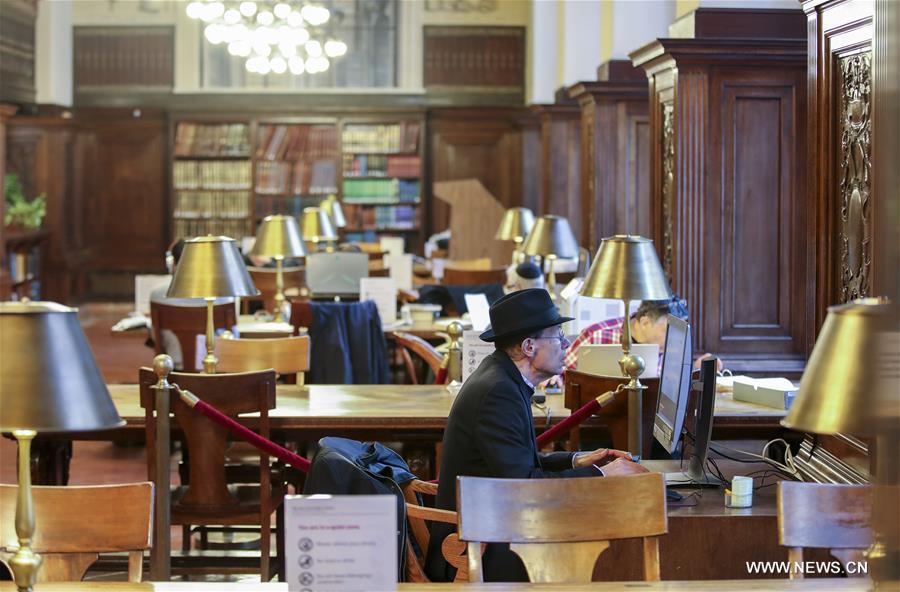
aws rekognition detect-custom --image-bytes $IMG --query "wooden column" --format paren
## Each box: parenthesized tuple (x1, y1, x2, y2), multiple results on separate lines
(515, 110, 543, 216)
(531, 102, 581, 241)
(0, 103, 19, 295)
(568, 60, 650, 251)
(632, 8, 810, 375)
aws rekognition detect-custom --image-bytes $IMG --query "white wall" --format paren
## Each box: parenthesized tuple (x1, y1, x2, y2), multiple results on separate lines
(561, 0, 602, 88)
(611, 0, 676, 60)
(529, 0, 559, 104)
(35, 0, 73, 106)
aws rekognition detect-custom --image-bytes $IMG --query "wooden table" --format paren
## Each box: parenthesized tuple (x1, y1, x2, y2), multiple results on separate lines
(0, 578, 876, 591)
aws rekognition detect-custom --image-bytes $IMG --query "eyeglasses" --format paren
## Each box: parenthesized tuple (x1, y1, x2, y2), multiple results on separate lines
(533, 332, 568, 344)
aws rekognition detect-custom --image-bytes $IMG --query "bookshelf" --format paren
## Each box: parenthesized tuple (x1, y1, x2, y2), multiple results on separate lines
(3, 229, 48, 301)
(340, 120, 423, 247)
(253, 122, 339, 221)
(172, 121, 253, 239)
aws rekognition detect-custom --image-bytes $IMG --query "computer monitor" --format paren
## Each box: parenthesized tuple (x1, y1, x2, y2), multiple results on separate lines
(305, 252, 368, 298)
(653, 315, 692, 454)
(665, 356, 724, 487)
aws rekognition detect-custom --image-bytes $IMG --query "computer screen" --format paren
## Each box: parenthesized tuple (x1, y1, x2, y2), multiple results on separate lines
(684, 356, 721, 485)
(305, 252, 368, 297)
(653, 315, 692, 454)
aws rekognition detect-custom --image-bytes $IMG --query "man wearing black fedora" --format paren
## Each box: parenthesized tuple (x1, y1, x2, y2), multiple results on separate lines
(425, 288, 646, 582)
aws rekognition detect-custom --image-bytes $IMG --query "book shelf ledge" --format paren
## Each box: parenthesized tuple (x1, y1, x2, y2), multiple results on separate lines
(343, 199, 420, 206)
(174, 154, 251, 160)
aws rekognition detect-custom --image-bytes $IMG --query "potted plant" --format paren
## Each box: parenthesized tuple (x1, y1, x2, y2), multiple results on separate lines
(4, 173, 45, 231)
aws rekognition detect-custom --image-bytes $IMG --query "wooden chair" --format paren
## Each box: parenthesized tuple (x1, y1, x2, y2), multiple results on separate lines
(217, 335, 311, 384)
(246, 266, 305, 314)
(390, 331, 444, 385)
(777, 481, 873, 578)
(0, 483, 153, 582)
(457, 473, 667, 583)
(442, 267, 506, 286)
(401, 479, 468, 582)
(150, 301, 237, 372)
(139, 367, 285, 580)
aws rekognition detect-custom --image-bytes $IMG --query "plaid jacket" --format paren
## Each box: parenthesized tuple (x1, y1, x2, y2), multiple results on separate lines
(563, 316, 625, 370)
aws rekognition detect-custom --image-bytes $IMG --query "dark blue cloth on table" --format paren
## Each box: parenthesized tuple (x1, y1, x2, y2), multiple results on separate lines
(417, 284, 505, 315)
(307, 300, 390, 384)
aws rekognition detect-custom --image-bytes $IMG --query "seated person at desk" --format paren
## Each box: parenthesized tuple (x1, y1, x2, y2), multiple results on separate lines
(425, 289, 645, 582)
(504, 260, 545, 294)
(150, 238, 235, 370)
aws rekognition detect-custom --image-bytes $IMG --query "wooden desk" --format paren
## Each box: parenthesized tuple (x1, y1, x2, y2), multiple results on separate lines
(0, 578, 876, 591)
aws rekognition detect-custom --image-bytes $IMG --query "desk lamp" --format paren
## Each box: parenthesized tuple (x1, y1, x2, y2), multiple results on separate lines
(0, 302, 124, 592)
(782, 297, 898, 586)
(301, 206, 338, 252)
(521, 215, 578, 300)
(580, 235, 672, 454)
(166, 235, 258, 373)
(495, 207, 535, 265)
(251, 215, 307, 322)
(322, 194, 347, 232)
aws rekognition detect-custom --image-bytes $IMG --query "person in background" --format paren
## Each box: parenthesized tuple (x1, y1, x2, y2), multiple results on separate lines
(150, 238, 235, 370)
(503, 260, 545, 294)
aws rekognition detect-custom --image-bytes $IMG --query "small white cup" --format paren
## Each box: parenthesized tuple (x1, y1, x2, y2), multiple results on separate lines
(726, 475, 753, 508)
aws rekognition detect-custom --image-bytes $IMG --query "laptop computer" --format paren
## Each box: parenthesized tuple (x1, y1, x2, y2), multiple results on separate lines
(305, 252, 369, 298)
(576, 343, 660, 378)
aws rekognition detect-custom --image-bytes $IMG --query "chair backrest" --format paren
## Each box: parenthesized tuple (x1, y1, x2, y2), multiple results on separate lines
(390, 331, 444, 385)
(402, 479, 468, 582)
(150, 301, 237, 372)
(247, 266, 305, 313)
(442, 267, 506, 286)
(457, 473, 667, 583)
(0, 482, 153, 582)
(139, 367, 277, 509)
(777, 481, 873, 578)
(216, 335, 311, 383)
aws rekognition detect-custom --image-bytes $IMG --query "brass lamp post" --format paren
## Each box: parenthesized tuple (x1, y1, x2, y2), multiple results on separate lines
(0, 302, 125, 592)
(580, 235, 672, 455)
(495, 207, 535, 265)
(251, 215, 307, 322)
(166, 235, 258, 373)
(521, 215, 579, 301)
(301, 206, 338, 252)
(782, 298, 899, 587)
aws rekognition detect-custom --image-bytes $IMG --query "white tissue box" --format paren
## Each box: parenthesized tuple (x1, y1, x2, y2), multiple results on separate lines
(732, 376, 797, 410)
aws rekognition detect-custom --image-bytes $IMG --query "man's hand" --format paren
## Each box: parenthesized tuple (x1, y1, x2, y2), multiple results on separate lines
(573, 447, 633, 469)
(600, 457, 650, 476)
(539, 374, 564, 389)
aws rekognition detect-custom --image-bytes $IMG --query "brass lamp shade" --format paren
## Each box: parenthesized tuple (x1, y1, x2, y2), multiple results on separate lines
(251, 215, 307, 259)
(782, 298, 895, 435)
(0, 301, 124, 432)
(495, 207, 535, 242)
(167, 235, 259, 299)
(522, 215, 579, 259)
(301, 207, 338, 242)
(581, 235, 672, 301)
(322, 195, 347, 229)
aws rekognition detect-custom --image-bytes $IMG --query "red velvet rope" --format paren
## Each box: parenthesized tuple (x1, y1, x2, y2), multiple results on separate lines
(434, 367, 448, 385)
(535, 397, 601, 448)
(191, 398, 311, 473)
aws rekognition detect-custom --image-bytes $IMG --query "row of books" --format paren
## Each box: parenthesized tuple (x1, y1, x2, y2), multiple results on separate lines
(174, 123, 251, 157)
(254, 195, 323, 219)
(255, 124, 339, 162)
(341, 122, 420, 154)
(342, 179, 420, 202)
(344, 204, 420, 230)
(7, 251, 39, 284)
(342, 154, 421, 178)
(255, 160, 338, 195)
(174, 160, 252, 190)
(173, 218, 253, 240)
(174, 192, 252, 219)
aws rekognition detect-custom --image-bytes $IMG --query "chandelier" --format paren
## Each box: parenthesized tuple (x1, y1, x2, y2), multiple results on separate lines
(186, 1, 348, 75)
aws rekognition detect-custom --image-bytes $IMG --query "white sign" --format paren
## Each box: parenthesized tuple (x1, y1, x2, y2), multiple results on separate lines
(379, 236, 405, 257)
(463, 293, 491, 331)
(135, 274, 171, 315)
(462, 329, 495, 382)
(384, 253, 413, 291)
(285, 495, 397, 592)
(360, 277, 397, 324)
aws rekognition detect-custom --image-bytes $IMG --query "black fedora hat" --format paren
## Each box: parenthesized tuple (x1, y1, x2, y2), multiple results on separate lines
(480, 288, 573, 342)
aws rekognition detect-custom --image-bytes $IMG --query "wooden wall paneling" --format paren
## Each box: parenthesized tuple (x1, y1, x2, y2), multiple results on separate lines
(568, 60, 650, 251)
(632, 8, 810, 375)
(0, 0, 37, 105)
(514, 110, 543, 215)
(76, 109, 169, 298)
(803, 0, 876, 337)
(6, 116, 80, 302)
(532, 103, 582, 241)
(427, 108, 526, 239)
(0, 104, 18, 272)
